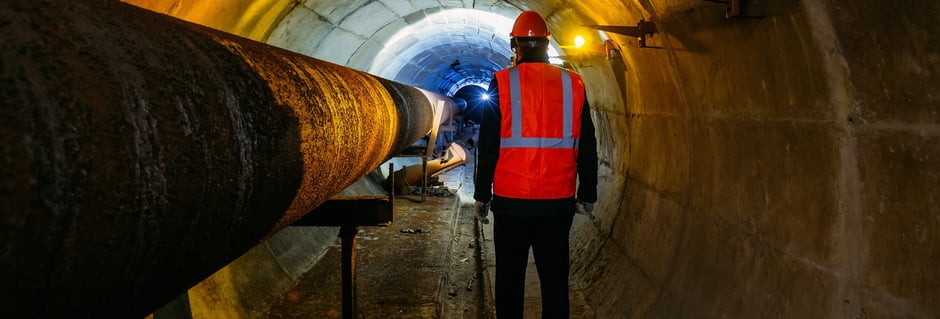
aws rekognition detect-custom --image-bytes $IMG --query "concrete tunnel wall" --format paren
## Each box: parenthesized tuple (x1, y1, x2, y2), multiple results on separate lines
(126, 0, 937, 317)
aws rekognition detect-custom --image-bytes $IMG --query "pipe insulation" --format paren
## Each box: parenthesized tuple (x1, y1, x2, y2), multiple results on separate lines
(0, 1, 435, 317)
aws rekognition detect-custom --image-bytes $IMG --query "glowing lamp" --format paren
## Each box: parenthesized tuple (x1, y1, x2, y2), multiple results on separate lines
(574, 35, 586, 48)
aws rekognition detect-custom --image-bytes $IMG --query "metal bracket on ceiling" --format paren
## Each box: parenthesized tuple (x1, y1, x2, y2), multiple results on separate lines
(582, 19, 659, 48)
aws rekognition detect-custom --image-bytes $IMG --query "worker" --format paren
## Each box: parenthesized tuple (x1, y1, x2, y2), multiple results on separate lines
(473, 10, 598, 319)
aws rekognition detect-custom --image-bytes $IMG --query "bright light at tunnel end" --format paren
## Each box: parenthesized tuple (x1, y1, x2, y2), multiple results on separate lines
(481, 93, 490, 101)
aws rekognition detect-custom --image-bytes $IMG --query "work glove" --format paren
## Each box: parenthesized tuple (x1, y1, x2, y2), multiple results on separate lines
(575, 200, 595, 217)
(473, 201, 491, 224)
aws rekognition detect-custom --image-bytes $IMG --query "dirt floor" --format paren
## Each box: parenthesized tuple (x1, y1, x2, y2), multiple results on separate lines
(267, 159, 486, 319)
(267, 131, 594, 318)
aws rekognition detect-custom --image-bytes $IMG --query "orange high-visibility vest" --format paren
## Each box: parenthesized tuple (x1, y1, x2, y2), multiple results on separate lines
(493, 63, 585, 199)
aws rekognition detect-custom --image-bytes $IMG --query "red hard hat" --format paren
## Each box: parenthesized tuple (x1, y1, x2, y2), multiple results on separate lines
(511, 11, 550, 38)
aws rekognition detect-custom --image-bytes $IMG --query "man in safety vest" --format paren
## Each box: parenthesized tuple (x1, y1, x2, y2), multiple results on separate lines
(473, 10, 598, 319)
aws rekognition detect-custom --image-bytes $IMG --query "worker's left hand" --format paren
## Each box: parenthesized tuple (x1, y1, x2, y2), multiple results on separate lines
(575, 200, 595, 217)
(473, 201, 491, 224)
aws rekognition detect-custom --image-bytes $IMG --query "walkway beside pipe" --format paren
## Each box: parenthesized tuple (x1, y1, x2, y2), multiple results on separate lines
(267, 150, 482, 318)
(260, 137, 596, 318)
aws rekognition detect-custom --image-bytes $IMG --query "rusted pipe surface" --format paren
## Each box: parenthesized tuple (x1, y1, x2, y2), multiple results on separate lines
(0, 1, 432, 317)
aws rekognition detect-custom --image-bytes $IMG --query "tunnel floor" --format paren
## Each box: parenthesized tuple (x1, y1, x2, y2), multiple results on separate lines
(269, 196, 481, 318)
(266, 135, 594, 318)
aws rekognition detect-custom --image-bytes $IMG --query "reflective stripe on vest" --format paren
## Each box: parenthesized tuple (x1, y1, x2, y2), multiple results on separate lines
(500, 67, 579, 149)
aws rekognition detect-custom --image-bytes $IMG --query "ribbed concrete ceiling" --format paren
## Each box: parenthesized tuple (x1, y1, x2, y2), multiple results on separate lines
(127, 0, 580, 95)
(264, 2, 532, 95)
(364, 8, 513, 95)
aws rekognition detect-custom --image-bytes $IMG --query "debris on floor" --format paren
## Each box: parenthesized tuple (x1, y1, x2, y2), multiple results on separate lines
(399, 228, 431, 234)
(412, 185, 455, 197)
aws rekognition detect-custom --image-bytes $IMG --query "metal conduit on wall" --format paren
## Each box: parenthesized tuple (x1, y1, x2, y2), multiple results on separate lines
(0, 1, 441, 317)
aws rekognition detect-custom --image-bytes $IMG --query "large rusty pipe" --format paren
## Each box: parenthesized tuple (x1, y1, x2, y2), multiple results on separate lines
(0, 1, 434, 317)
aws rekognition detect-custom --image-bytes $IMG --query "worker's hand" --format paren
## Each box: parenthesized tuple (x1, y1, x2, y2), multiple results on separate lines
(575, 200, 595, 217)
(473, 201, 491, 224)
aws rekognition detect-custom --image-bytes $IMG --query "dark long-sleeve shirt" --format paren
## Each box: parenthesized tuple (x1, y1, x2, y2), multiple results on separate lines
(473, 63, 599, 217)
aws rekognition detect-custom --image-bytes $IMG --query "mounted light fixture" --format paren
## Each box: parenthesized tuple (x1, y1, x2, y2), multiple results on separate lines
(560, 35, 622, 60)
(582, 19, 659, 48)
(574, 35, 586, 48)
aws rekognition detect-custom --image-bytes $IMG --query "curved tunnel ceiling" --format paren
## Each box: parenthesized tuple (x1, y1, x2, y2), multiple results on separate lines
(367, 8, 513, 95)
(130, 1, 578, 95)
(265, 3, 543, 95)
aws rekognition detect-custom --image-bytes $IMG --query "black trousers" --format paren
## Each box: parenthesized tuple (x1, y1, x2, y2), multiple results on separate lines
(493, 213, 574, 319)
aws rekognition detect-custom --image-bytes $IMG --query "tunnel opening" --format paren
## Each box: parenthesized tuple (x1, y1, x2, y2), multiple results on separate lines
(368, 8, 513, 95)
(452, 84, 490, 123)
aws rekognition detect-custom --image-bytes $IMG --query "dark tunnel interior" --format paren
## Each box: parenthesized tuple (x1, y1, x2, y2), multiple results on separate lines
(1, 0, 938, 318)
